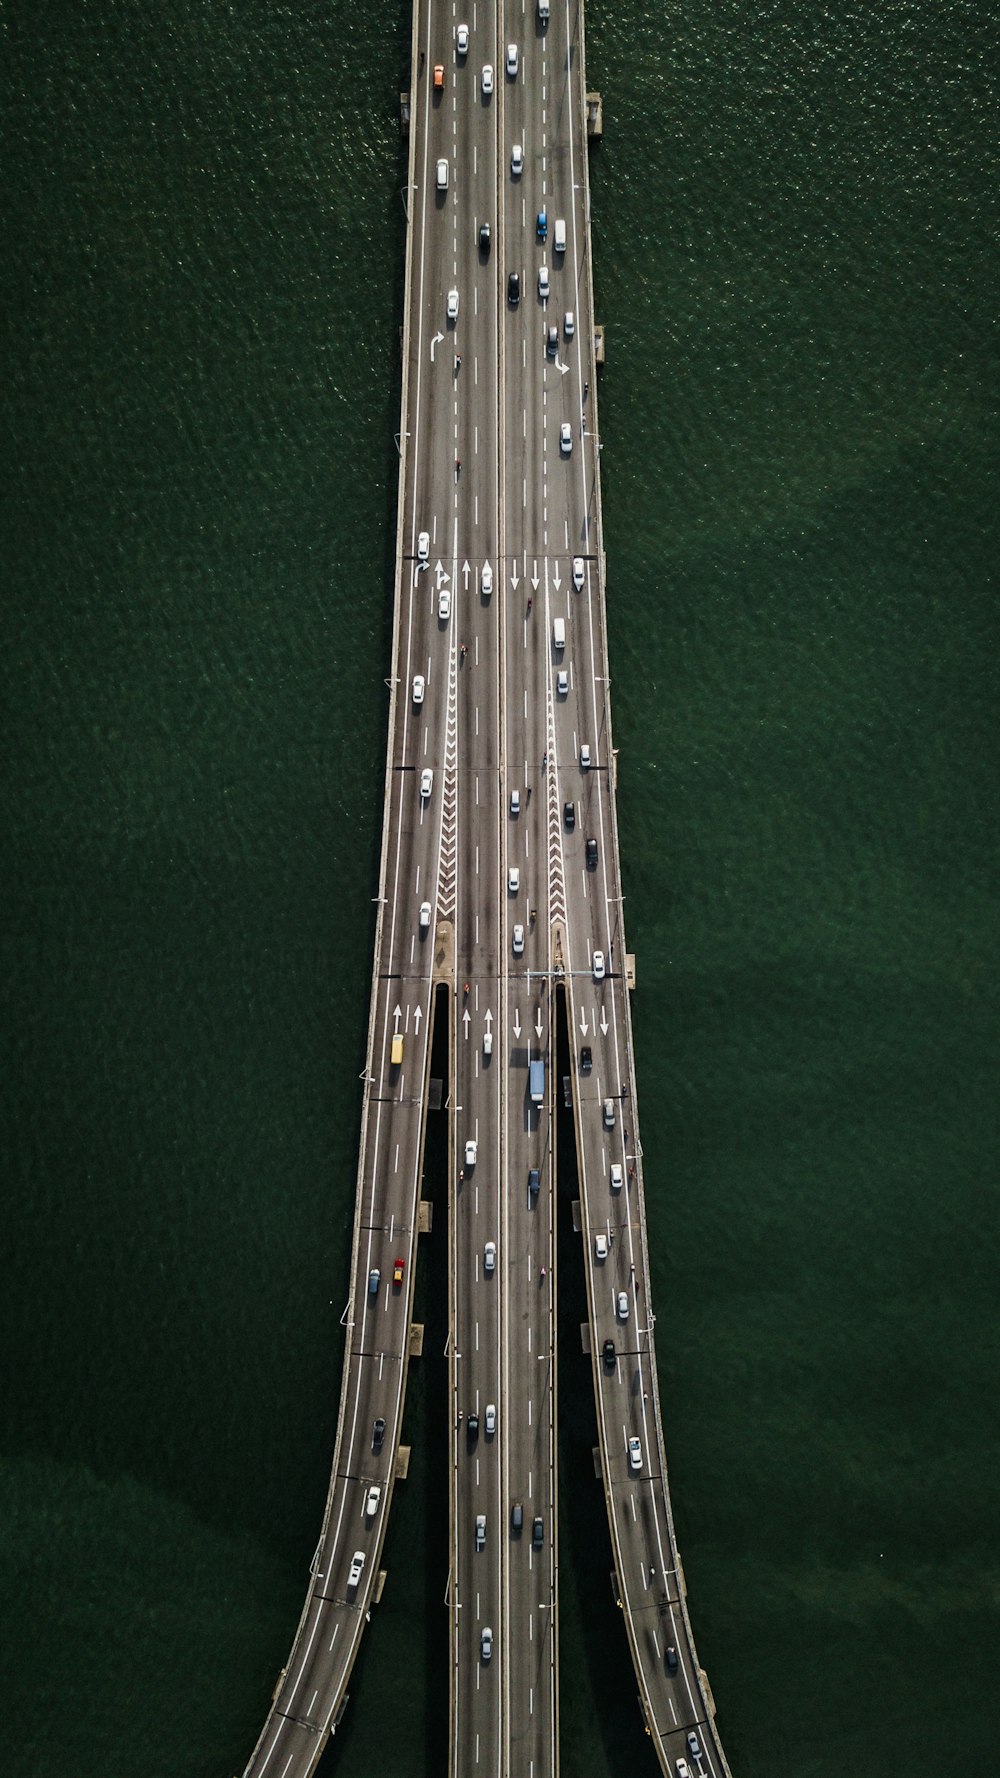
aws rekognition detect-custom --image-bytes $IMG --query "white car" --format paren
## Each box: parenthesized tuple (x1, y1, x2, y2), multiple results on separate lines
(560, 421, 573, 455)
(556, 669, 568, 696)
(603, 1097, 616, 1129)
(481, 560, 493, 595)
(512, 923, 524, 955)
(508, 865, 520, 893)
(510, 788, 520, 816)
(447, 287, 459, 320)
(511, 142, 523, 177)
(465, 1138, 478, 1167)
(436, 158, 448, 190)
(365, 1484, 381, 1519)
(687, 1733, 702, 1758)
(564, 309, 575, 337)
(481, 64, 493, 96)
(419, 900, 431, 930)
(572, 555, 584, 590)
(412, 673, 425, 704)
(675, 1765, 690, 1778)
(617, 1290, 629, 1321)
(475, 1513, 486, 1550)
(580, 742, 591, 768)
(537, 264, 550, 299)
(347, 1550, 365, 1590)
(610, 1162, 623, 1191)
(484, 1240, 496, 1274)
(438, 586, 451, 620)
(483, 1030, 493, 1057)
(628, 1435, 642, 1473)
(420, 769, 433, 800)
(485, 1402, 496, 1435)
(457, 24, 469, 55)
(506, 42, 519, 77)
(593, 949, 606, 980)
(594, 1232, 608, 1261)
(417, 530, 430, 563)
(481, 1625, 493, 1662)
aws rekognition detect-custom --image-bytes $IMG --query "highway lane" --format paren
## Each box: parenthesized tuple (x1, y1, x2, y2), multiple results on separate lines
(244, 5, 732, 1776)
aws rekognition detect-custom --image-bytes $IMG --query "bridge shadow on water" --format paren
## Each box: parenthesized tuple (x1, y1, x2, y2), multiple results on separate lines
(553, 986, 663, 1778)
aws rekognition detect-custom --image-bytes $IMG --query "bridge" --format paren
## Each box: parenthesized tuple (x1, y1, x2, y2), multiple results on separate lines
(242, 6, 731, 1777)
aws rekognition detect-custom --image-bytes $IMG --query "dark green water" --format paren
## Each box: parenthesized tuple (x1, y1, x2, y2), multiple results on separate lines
(2, 3, 997, 1774)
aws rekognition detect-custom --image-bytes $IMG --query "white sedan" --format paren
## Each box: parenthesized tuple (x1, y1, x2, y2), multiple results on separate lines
(506, 42, 519, 77)
(417, 530, 430, 563)
(465, 1138, 478, 1167)
(592, 949, 606, 980)
(572, 555, 585, 590)
(560, 421, 573, 455)
(484, 1241, 496, 1274)
(438, 587, 451, 620)
(481, 64, 493, 96)
(537, 264, 550, 299)
(594, 1232, 608, 1261)
(485, 1402, 496, 1435)
(457, 24, 469, 55)
(481, 561, 493, 595)
(447, 288, 459, 320)
(512, 923, 524, 955)
(508, 865, 520, 893)
(365, 1484, 382, 1518)
(511, 142, 523, 177)
(412, 673, 425, 704)
(420, 769, 433, 800)
(628, 1436, 642, 1473)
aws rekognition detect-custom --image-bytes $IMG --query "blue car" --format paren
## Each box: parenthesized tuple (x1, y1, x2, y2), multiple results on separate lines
(536, 209, 547, 241)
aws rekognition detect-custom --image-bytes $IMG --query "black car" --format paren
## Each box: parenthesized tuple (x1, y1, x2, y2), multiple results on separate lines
(507, 270, 520, 305)
(467, 1412, 479, 1440)
(580, 1045, 592, 1071)
(602, 1338, 616, 1367)
(479, 221, 491, 254)
(372, 1416, 386, 1449)
(532, 1516, 544, 1548)
(528, 1167, 540, 1196)
(665, 1644, 679, 1674)
(564, 801, 575, 830)
(585, 836, 598, 868)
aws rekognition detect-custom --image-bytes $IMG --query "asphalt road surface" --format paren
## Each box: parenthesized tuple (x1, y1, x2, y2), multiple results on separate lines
(242, 7, 732, 1778)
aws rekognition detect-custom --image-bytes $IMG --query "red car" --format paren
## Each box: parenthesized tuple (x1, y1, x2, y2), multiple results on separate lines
(392, 1257, 405, 1287)
(433, 64, 444, 91)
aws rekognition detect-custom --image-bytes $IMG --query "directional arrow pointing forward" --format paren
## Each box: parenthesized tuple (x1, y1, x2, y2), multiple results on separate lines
(531, 563, 541, 590)
(414, 1004, 423, 1034)
(462, 1007, 471, 1038)
(510, 566, 520, 592)
(535, 1010, 544, 1039)
(393, 1003, 403, 1030)
(600, 1010, 610, 1036)
(435, 561, 451, 587)
(462, 559, 471, 588)
(485, 1008, 494, 1029)
(578, 1010, 590, 1035)
(513, 1010, 522, 1040)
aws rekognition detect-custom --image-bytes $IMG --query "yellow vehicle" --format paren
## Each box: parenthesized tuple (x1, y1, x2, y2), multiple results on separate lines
(390, 1033, 404, 1066)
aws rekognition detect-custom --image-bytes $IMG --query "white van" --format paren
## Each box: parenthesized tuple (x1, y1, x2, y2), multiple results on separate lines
(538, 0, 549, 19)
(553, 616, 566, 650)
(436, 158, 449, 190)
(554, 217, 566, 254)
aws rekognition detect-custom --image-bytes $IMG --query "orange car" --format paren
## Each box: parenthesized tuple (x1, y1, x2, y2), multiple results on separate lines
(433, 64, 444, 91)
(393, 1257, 405, 1287)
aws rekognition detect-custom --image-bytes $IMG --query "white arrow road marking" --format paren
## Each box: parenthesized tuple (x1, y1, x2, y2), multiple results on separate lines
(463, 1007, 471, 1038)
(435, 560, 451, 587)
(430, 330, 445, 360)
(485, 1008, 494, 1028)
(600, 1009, 610, 1035)
(413, 1004, 423, 1034)
(462, 559, 471, 587)
(535, 1011, 543, 1038)
(578, 1010, 590, 1034)
(513, 1009, 522, 1040)
(393, 1003, 403, 1029)
(510, 565, 520, 591)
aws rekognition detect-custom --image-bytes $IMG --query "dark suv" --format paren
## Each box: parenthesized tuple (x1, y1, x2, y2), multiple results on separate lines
(507, 270, 520, 305)
(479, 221, 491, 254)
(602, 1339, 616, 1368)
(580, 1045, 592, 1071)
(585, 837, 598, 868)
